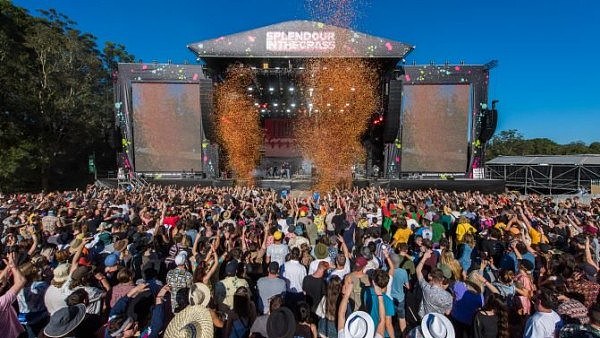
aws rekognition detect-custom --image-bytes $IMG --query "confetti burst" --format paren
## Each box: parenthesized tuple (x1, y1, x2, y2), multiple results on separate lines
(215, 65, 263, 186)
(296, 59, 379, 191)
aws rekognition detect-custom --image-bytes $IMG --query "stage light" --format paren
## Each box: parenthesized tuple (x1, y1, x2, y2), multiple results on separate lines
(273, 103, 279, 107)
(350, 87, 356, 91)
(286, 109, 291, 113)
(289, 87, 295, 92)
(254, 103, 259, 106)
(346, 103, 350, 106)
(290, 103, 296, 107)
(269, 87, 274, 92)
(260, 109, 266, 113)
(326, 103, 331, 107)
(328, 87, 333, 91)
(247, 87, 253, 91)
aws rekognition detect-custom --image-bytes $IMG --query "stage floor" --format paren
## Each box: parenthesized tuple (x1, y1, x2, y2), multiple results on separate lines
(98, 177, 505, 193)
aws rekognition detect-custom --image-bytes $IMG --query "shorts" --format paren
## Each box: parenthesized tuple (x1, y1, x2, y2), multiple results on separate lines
(318, 318, 338, 338)
(393, 298, 406, 319)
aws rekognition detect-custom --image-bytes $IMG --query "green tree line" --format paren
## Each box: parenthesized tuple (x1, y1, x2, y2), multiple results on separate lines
(486, 129, 600, 161)
(0, 2, 134, 192)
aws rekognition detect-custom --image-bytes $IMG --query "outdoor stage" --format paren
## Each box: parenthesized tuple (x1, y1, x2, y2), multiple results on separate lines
(99, 177, 505, 193)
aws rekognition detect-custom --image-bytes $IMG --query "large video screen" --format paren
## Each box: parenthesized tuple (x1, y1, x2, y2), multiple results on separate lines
(401, 84, 470, 173)
(132, 83, 202, 171)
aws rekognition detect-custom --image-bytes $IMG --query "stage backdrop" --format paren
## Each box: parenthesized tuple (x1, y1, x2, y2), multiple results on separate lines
(132, 82, 203, 172)
(401, 84, 471, 173)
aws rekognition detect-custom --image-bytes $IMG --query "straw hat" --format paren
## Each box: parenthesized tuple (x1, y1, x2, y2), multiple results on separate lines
(222, 210, 231, 220)
(163, 305, 214, 338)
(189, 282, 211, 307)
(52, 263, 70, 284)
(68, 238, 84, 254)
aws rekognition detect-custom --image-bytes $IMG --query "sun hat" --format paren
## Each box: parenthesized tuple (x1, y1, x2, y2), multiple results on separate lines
(52, 263, 70, 284)
(314, 243, 328, 259)
(420, 312, 455, 338)
(164, 305, 214, 338)
(344, 311, 375, 338)
(267, 307, 296, 338)
(273, 231, 283, 241)
(189, 282, 211, 307)
(43, 303, 86, 337)
(175, 251, 188, 266)
(508, 227, 521, 236)
(113, 239, 129, 253)
(68, 238, 84, 254)
(222, 210, 231, 220)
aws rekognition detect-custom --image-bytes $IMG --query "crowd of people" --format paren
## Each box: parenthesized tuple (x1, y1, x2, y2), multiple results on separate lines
(1, 185, 599, 338)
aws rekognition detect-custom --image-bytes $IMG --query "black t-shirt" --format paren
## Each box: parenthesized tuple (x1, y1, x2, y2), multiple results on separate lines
(302, 275, 325, 312)
(332, 212, 347, 235)
(480, 238, 505, 265)
(473, 311, 498, 338)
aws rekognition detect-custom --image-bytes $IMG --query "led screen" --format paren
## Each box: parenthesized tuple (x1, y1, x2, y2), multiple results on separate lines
(401, 84, 470, 173)
(132, 83, 202, 171)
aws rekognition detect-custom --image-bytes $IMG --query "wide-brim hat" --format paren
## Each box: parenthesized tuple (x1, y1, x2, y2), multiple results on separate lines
(222, 210, 231, 220)
(189, 282, 211, 307)
(43, 303, 86, 337)
(314, 243, 328, 259)
(52, 263, 71, 284)
(344, 311, 375, 338)
(267, 307, 296, 338)
(421, 313, 455, 338)
(164, 305, 214, 338)
(113, 238, 129, 253)
(68, 238, 84, 254)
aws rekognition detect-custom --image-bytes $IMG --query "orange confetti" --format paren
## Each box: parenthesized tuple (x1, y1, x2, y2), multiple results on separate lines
(215, 65, 263, 186)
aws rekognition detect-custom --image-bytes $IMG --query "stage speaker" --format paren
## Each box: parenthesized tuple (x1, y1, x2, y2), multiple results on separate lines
(199, 79, 215, 141)
(383, 80, 402, 143)
(108, 127, 122, 150)
(479, 108, 498, 142)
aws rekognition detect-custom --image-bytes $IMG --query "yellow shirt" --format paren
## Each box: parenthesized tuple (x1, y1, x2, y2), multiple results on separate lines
(528, 226, 547, 245)
(393, 228, 413, 245)
(456, 222, 477, 243)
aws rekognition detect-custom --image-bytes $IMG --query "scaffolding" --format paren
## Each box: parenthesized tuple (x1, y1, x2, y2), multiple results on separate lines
(485, 155, 600, 194)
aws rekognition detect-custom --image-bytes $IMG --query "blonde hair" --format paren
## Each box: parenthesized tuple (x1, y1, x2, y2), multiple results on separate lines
(440, 250, 463, 281)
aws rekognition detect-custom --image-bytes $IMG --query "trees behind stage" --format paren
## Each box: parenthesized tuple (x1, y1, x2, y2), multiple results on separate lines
(486, 129, 600, 161)
(0, 3, 134, 192)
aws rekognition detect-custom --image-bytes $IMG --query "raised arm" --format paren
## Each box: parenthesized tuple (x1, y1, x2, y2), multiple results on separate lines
(374, 282, 387, 337)
(202, 251, 219, 284)
(338, 278, 352, 332)
(337, 235, 351, 260)
(70, 237, 90, 274)
(416, 249, 432, 281)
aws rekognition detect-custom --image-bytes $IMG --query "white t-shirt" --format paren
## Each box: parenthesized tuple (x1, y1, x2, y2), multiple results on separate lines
(330, 260, 351, 280)
(283, 260, 307, 293)
(523, 310, 562, 338)
(267, 244, 289, 267)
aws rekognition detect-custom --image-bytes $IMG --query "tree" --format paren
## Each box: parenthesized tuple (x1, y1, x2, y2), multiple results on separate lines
(485, 129, 600, 161)
(0, 3, 134, 192)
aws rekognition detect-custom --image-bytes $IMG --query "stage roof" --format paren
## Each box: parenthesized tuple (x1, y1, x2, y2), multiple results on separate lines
(486, 155, 600, 166)
(187, 20, 414, 59)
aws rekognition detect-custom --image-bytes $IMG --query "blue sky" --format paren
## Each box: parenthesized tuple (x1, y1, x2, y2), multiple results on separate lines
(13, 0, 600, 144)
